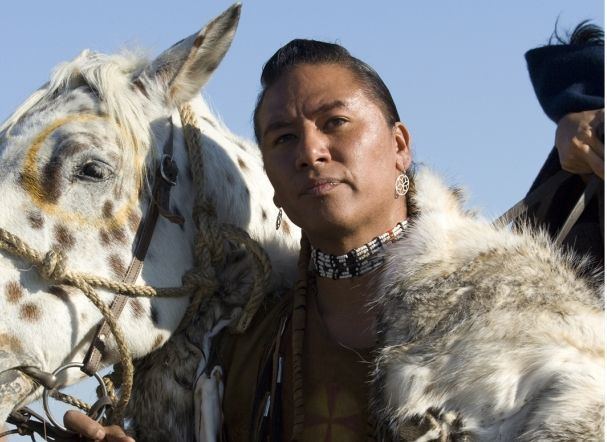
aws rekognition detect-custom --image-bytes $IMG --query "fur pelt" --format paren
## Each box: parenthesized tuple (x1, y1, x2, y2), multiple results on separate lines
(373, 168, 604, 441)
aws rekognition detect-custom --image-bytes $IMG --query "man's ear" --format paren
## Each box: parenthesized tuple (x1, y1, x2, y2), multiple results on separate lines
(133, 3, 241, 106)
(394, 122, 412, 171)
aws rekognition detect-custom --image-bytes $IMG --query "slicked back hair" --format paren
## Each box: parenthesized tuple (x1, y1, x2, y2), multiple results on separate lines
(253, 39, 400, 144)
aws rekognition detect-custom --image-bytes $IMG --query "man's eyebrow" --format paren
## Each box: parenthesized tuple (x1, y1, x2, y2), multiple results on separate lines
(262, 100, 349, 138)
(313, 100, 348, 114)
(263, 120, 293, 138)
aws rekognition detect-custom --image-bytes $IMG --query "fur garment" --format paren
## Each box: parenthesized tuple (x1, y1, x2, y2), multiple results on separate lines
(373, 168, 604, 441)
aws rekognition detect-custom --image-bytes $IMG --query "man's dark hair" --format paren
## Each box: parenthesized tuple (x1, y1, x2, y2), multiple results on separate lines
(253, 39, 400, 143)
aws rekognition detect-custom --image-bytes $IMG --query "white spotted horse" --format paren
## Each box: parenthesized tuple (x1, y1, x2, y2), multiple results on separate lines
(0, 4, 299, 440)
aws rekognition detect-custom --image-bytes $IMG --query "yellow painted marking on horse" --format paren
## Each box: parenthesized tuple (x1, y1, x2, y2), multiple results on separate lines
(20, 114, 140, 229)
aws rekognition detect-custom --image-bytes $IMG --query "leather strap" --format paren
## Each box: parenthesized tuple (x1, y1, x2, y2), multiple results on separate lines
(496, 169, 602, 246)
(554, 175, 601, 245)
(82, 120, 184, 376)
(494, 169, 571, 227)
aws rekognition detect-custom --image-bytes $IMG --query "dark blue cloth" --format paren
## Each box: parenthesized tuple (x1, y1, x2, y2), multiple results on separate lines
(526, 44, 604, 123)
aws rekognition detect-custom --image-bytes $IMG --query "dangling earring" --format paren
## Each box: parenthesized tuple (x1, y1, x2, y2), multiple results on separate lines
(395, 171, 410, 197)
(275, 208, 283, 230)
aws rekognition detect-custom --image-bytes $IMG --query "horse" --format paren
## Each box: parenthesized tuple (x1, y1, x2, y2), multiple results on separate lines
(0, 4, 299, 440)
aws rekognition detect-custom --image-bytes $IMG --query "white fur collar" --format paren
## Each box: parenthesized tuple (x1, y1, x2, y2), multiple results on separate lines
(371, 167, 604, 441)
(382, 167, 543, 289)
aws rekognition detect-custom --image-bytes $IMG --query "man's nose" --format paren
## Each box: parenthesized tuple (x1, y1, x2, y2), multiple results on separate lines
(295, 127, 330, 170)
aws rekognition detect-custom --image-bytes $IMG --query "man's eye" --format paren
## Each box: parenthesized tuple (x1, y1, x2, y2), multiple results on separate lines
(325, 117, 348, 129)
(274, 133, 296, 146)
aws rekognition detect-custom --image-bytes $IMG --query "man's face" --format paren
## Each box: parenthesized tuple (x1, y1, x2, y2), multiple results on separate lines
(258, 63, 411, 252)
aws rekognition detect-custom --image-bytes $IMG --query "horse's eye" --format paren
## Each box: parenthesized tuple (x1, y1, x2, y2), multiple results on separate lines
(76, 160, 113, 182)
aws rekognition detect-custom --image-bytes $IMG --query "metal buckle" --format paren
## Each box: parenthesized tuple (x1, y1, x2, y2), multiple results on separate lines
(19, 366, 58, 390)
(160, 154, 178, 186)
(42, 362, 109, 433)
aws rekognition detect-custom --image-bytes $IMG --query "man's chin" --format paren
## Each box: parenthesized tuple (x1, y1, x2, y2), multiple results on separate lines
(302, 215, 357, 240)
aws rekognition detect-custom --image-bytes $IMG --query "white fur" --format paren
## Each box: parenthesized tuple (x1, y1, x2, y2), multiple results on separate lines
(374, 168, 604, 440)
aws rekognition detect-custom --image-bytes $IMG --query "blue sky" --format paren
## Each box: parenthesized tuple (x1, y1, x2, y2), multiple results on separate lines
(0, 0, 604, 436)
(0, 1, 604, 217)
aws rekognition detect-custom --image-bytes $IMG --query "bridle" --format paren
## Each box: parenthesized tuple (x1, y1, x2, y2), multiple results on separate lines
(82, 118, 184, 380)
(2, 112, 184, 439)
(1, 104, 272, 441)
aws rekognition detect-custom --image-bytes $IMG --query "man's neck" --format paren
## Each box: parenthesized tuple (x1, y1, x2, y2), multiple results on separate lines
(308, 208, 408, 256)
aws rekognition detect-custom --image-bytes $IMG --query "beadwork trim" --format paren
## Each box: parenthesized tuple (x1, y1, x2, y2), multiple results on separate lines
(310, 220, 408, 279)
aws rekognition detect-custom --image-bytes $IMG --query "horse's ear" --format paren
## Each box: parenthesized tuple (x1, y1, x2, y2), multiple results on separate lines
(136, 3, 241, 106)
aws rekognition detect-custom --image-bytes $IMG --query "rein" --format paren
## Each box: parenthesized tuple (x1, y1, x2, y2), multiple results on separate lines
(1, 103, 272, 440)
(495, 170, 603, 246)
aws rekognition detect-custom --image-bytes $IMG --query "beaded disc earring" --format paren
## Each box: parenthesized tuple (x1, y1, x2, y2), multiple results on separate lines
(395, 171, 410, 197)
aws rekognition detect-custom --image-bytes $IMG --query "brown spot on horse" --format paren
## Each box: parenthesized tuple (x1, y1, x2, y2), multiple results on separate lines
(5, 281, 24, 304)
(26, 210, 44, 229)
(19, 303, 41, 322)
(237, 157, 248, 171)
(41, 159, 63, 203)
(53, 224, 75, 251)
(100, 223, 127, 246)
(0, 333, 23, 352)
(60, 140, 87, 157)
(99, 228, 111, 246)
(109, 224, 128, 244)
(108, 254, 127, 278)
(129, 299, 145, 319)
(102, 201, 114, 218)
(127, 208, 141, 233)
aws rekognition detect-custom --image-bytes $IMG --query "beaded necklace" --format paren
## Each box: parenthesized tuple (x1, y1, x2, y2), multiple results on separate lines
(310, 220, 408, 279)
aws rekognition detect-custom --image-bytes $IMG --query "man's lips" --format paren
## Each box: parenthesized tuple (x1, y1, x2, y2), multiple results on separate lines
(300, 178, 342, 196)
